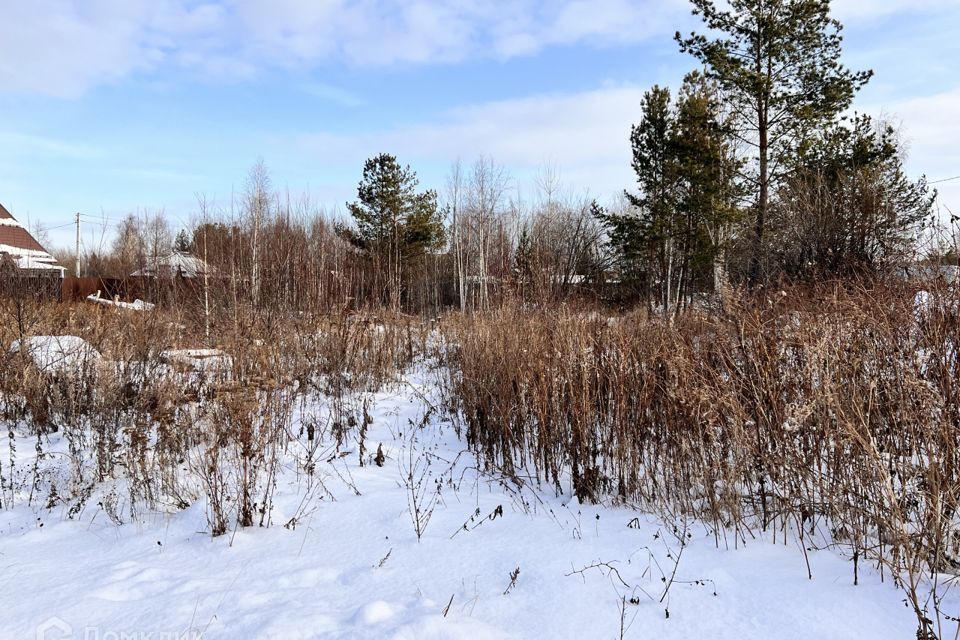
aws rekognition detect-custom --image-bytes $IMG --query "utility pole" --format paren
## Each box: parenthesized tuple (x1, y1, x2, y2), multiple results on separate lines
(74, 212, 81, 277)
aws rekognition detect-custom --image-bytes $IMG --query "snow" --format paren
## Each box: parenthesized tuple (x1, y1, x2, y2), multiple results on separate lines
(13, 256, 64, 272)
(9, 335, 101, 372)
(358, 601, 398, 625)
(0, 243, 63, 272)
(86, 292, 156, 311)
(131, 251, 216, 278)
(0, 244, 50, 259)
(0, 364, 937, 639)
(915, 289, 933, 316)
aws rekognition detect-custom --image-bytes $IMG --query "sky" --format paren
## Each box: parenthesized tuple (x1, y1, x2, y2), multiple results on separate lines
(0, 0, 958, 252)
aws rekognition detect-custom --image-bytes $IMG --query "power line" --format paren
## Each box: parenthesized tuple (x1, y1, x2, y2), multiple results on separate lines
(79, 213, 122, 224)
(43, 221, 77, 231)
(80, 212, 190, 227)
(931, 175, 960, 185)
(78, 217, 115, 227)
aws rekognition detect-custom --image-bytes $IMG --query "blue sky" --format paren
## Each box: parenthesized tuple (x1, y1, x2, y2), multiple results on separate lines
(1, 0, 958, 251)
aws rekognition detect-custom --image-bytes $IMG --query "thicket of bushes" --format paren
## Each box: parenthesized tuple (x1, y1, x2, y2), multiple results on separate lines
(442, 282, 960, 637)
(0, 304, 424, 528)
(2, 278, 959, 634)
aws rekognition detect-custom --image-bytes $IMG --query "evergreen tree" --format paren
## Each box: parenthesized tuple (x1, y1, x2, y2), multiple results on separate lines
(342, 153, 445, 307)
(596, 86, 677, 307)
(174, 229, 193, 253)
(628, 86, 676, 249)
(772, 114, 935, 275)
(671, 72, 743, 296)
(677, 0, 872, 284)
(512, 224, 535, 300)
(597, 79, 739, 311)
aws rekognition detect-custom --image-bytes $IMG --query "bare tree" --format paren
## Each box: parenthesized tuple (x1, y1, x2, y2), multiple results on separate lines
(446, 160, 467, 313)
(466, 157, 510, 311)
(245, 160, 272, 310)
(111, 214, 146, 277)
(526, 167, 604, 304)
(143, 210, 172, 266)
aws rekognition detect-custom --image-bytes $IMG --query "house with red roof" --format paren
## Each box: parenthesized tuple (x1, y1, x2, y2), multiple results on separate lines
(0, 203, 65, 297)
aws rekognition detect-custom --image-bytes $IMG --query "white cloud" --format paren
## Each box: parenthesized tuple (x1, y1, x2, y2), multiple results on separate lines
(1, 0, 956, 98)
(0, 131, 101, 159)
(0, 1, 150, 98)
(6, 0, 954, 99)
(230, 0, 691, 68)
(867, 86, 960, 215)
(0, 0, 233, 97)
(831, 0, 958, 21)
(288, 81, 960, 209)
(0, 0, 687, 97)
(288, 86, 646, 199)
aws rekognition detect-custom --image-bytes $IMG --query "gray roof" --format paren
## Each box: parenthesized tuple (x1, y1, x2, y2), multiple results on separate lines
(131, 252, 216, 278)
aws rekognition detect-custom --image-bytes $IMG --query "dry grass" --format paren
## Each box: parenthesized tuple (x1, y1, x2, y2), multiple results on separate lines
(441, 281, 960, 637)
(0, 301, 425, 534)
(2, 281, 959, 635)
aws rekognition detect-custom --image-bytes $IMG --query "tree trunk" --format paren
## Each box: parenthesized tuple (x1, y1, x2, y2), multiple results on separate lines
(749, 35, 770, 288)
(751, 109, 768, 287)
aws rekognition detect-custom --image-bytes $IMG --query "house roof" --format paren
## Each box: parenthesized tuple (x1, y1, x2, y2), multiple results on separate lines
(0, 203, 63, 273)
(131, 251, 216, 278)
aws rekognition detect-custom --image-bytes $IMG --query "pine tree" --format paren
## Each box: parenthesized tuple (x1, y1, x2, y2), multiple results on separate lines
(671, 72, 743, 298)
(593, 87, 676, 307)
(343, 153, 445, 308)
(614, 86, 677, 309)
(773, 114, 935, 275)
(174, 229, 193, 253)
(677, 0, 872, 284)
(628, 86, 676, 242)
(597, 77, 741, 310)
(512, 224, 535, 301)
(599, 85, 688, 310)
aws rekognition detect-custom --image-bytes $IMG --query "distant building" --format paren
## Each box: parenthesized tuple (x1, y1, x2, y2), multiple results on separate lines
(131, 251, 216, 279)
(0, 203, 64, 274)
(0, 203, 65, 295)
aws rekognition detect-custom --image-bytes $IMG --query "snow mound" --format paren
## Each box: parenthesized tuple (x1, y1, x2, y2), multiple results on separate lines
(10, 335, 101, 372)
(358, 600, 399, 625)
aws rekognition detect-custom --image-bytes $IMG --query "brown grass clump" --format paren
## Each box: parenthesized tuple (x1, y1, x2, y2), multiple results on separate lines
(3, 278, 959, 635)
(442, 281, 960, 636)
(0, 301, 424, 530)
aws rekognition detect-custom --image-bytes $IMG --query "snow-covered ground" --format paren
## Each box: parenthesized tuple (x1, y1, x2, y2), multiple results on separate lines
(10, 335, 101, 373)
(0, 366, 926, 639)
